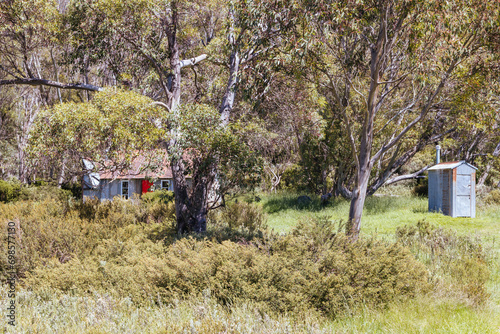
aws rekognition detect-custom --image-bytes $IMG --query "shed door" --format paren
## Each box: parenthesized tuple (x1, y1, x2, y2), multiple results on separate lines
(456, 174, 471, 217)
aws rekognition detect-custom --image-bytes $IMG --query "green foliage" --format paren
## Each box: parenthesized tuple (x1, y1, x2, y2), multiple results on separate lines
(26, 225, 428, 316)
(27, 88, 168, 176)
(280, 164, 309, 192)
(0, 179, 25, 203)
(24, 185, 73, 203)
(141, 189, 175, 205)
(61, 181, 83, 199)
(170, 103, 263, 192)
(212, 201, 267, 232)
(396, 220, 490, 305)
(2, 192, 499, 331)
(0, 180, 73, 204)
(1, 194, 428, 318)
(0, 192, 175, 281)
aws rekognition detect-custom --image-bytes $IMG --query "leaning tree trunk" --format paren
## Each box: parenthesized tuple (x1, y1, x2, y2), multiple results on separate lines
(18, 148, 27, 183)
(346, 18, 384, 241)
(347, 166, 371, 241)
(219, 46, 240, 127)
(166, 21, 206, 234)
(347, 130, 375, 241)
(171, 159, 192, 234)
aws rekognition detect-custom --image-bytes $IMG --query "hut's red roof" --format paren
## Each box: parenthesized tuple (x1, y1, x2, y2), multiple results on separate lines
(99, 154, 173, 180)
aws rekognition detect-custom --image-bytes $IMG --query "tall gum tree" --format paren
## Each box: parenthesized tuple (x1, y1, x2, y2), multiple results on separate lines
(291, 0, 499, 240)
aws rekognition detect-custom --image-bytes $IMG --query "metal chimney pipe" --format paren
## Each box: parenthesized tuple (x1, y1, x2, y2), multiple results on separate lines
(436, 145, 441, 164)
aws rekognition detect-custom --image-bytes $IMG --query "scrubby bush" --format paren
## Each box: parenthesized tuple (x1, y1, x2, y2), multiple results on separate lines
(280, 164, 306, 191)
(23, 184, 73, 203)
(19, 211, 428, 318)
(215, 201, 267, 232)
(0, 198, 87, 280)
(6, 193, 485, 318)
(0, 193, 175, 281)
(484, 189, 500, 205)
(61, 181, 83, 199)
(141, 189, 175, 204)
(74, 195, 175, 226)
(0, 179, 26, 203)
(396, 220, 490, 305)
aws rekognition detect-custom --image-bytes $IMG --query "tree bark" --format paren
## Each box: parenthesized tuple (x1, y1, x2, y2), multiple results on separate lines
(0, 78, 102, 92)
(346, 16, 384, 240)
(219, 48, 240, 126)
(347, 165, 371, 240)
(163, 1, 197, 234)
(163, 2, 215, 234)
(57, 155, 67, 188)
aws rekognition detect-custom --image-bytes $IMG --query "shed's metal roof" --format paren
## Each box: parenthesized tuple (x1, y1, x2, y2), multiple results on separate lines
(427, 160, 478, 171)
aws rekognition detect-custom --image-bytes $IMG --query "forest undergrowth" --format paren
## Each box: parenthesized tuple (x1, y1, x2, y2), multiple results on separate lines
(0, 186, 499, 333)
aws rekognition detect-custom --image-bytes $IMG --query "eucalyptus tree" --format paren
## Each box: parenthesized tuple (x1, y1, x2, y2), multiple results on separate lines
(27, 89, 168, 184)
(291, 0, 499, 239)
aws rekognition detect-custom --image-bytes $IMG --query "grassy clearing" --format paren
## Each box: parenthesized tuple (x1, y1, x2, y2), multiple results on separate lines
(261, 191, 500, 240)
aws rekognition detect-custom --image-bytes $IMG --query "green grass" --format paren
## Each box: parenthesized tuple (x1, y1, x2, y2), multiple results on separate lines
(329, 296, 500, 333)
(261, 192, 500, 284)
(261, 192, 500, 240)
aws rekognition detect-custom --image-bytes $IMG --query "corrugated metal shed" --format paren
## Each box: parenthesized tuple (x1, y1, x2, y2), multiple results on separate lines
(428, 161, 477, 217)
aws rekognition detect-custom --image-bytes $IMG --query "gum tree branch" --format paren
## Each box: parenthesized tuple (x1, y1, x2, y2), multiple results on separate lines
(0, 78, 102, 92)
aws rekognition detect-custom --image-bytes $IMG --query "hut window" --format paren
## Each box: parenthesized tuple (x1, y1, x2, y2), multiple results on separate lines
(161, 180, 170, 190)
(122, 180, 129, 199)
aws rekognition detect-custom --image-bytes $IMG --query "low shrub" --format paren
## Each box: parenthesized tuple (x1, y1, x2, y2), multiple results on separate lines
(74, 195, 175, 225)
(484, 189, 500, 205)
(61, 181, 83, 199)
(0, 179, 26, 203)
(280, 164, 306, 191)
(22, 215, 428, 318)
(396, 220, 490, 305)
(23, 185, 73, 203)
(141, 189, 175, 204)
(0, 194, 175, 281)
(1, 194, 435, 318)
(216, 201, 267, 232)
(0, 198, 88, 280)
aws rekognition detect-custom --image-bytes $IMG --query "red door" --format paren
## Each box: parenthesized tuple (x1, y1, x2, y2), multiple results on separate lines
(141, 180, 154, 194)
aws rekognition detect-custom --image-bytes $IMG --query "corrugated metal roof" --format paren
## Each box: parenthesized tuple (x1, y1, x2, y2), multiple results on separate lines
(99, 154, 173, 179)
(428, 160, 478, 171)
